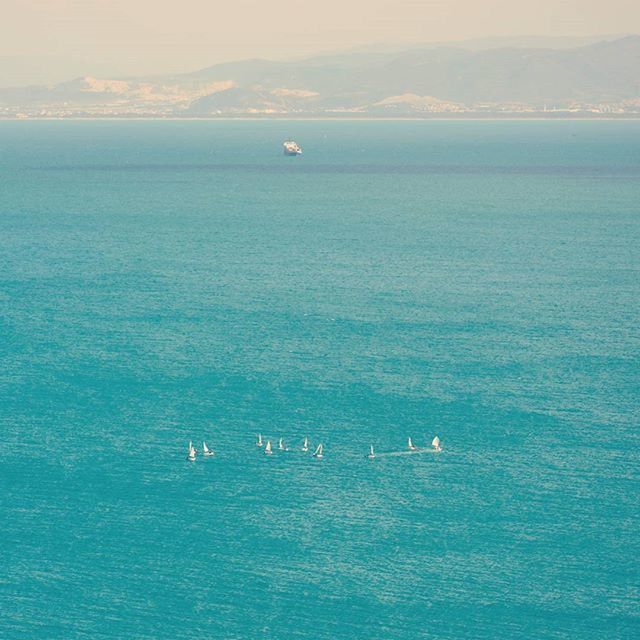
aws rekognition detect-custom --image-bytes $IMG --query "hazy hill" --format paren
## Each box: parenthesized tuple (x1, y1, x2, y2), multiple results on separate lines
(1, 36, 638, 116)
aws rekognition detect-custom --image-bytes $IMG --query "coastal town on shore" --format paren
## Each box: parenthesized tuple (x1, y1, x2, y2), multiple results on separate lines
(3, 99, 640, 119)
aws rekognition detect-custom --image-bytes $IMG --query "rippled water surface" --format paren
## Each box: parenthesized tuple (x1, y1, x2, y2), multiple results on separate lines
(1, 120, 639, 639)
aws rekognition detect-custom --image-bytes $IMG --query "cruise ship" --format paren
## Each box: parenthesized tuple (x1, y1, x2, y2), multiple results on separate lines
(283, 140, 302, 156)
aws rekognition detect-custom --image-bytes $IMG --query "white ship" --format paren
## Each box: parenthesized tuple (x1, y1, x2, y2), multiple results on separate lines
(283, 140, 302, 156)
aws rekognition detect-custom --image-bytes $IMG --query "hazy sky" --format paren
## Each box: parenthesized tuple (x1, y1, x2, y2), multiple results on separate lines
(1, 0, 639, 85)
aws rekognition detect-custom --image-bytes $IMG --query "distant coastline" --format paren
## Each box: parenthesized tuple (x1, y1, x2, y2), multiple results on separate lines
(1, 36, 638, 121)
(2, 113, 640, 121)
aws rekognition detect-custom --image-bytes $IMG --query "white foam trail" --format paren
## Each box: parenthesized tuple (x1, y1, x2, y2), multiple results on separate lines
(373, 449, 441, 458)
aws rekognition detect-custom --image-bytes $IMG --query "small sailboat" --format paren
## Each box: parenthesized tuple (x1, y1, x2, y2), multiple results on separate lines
(302, 437, 309, 452)
(313, 443, 323, 459)
(367, 444, 375, 460)
(431, 436, 442, 452)
(265, 440, 273, 455)
(256, 434, 263, 447)
(408, 437, 417, 451)
(187, 441, 196, 461)
(278, 438, 288, 451)
(203, 441, 214, 457)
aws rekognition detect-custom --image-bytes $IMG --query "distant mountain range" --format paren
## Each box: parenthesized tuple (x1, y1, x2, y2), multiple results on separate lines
(1, 36, 639, 117)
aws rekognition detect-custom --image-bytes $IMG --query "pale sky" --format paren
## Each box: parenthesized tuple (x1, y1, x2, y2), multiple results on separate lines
(1, 0, 639, 86)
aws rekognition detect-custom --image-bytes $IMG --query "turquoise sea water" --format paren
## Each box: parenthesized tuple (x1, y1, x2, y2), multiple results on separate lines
(1, 120, 639, 639)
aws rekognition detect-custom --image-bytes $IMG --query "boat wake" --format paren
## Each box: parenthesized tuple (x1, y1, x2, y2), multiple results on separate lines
(373, 449, 441, 458)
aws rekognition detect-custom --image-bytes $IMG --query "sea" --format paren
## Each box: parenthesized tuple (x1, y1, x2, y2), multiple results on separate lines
(0, 120, 638, 639)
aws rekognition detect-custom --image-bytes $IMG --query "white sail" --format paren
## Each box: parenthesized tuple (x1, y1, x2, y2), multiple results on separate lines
(265, 440, 272, 454)
(313, 443, 323, 458)
(432, 436, 441, 450)
(368, 445, 375, 459)
(408, 437, 416, 450)
(203, 441, 214, 456)
(257, 434, 263, 447)
(278, 438, 285, 450)
(187, 441, 196, 460)
(302, 437, 308, 452)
